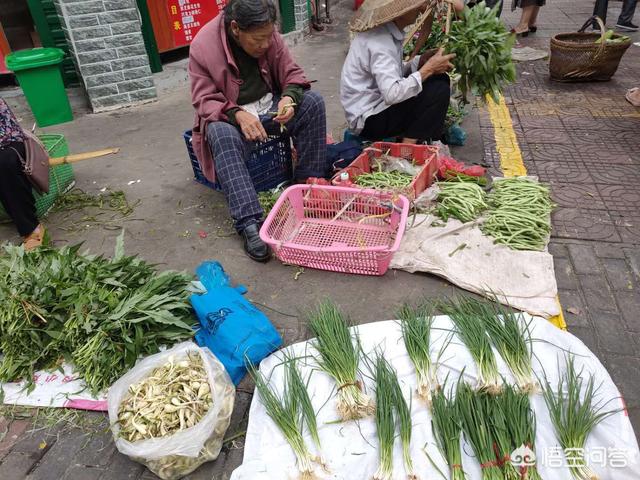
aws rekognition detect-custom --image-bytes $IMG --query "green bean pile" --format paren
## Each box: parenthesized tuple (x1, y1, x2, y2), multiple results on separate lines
(436, 182, 488, 222)
(481, 177, 555, 251)
(354, 170, 413, 190)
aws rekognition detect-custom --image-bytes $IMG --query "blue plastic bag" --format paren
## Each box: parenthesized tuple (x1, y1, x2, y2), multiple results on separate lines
(190, 261, 283, 384)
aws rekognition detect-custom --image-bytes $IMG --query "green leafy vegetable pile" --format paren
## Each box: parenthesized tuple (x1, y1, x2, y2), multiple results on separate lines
(0, 233, 196, 394)
(447, 3, 516, 102)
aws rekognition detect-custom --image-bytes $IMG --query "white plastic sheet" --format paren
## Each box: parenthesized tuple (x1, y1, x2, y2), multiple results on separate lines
(231, 316, 639, 480)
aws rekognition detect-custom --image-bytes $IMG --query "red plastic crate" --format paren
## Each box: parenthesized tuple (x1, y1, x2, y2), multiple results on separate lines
(333, 142, 439, 199)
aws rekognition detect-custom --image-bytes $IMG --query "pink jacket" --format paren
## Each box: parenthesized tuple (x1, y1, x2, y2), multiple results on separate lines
(188, 14, 310, 183)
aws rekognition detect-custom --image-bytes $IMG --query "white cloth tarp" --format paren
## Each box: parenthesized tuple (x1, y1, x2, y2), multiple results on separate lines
(390, 214, 560, 318)
(0, 362, 107, 410)
(231, 316, 639, 480)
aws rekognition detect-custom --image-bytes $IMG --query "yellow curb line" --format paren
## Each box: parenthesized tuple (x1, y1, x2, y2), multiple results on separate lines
(486, 94, 567, 330)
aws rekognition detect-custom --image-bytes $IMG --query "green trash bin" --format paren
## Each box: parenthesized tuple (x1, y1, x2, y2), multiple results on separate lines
(6, 48, 73, 127)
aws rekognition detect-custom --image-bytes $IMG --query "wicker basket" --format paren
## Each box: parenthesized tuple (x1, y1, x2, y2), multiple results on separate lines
(549, 16, 631, 82)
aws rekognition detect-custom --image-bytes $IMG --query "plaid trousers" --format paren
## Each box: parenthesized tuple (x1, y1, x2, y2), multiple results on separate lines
(207, 90, 328, 232)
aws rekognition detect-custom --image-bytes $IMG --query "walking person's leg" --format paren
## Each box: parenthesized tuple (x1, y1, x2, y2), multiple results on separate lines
(206, 121, 270, 262)
(616, 0, 638, 29)
(513, 4, 537, 34)
(593, 0, 609, 26)
(528, 5, 541, 30)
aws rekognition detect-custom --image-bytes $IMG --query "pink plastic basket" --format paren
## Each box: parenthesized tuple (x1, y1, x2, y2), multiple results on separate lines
(260, 185, 410, 276)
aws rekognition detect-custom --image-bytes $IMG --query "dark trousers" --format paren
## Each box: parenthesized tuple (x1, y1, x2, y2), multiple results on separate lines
(360, 74, 450, 143)
(618, 0, 637, 23)
(0, 142, 38, 236)
(593, 0, 609, 24)
(207, 90, 329, 232)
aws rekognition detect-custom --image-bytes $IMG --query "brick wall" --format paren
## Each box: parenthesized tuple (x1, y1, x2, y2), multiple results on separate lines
(294, 0, 310, 32)
(54, 0, 157, 112)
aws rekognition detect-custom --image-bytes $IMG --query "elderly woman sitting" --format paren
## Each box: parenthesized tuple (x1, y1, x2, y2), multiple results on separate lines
(189, 0, 329, 262)
(341, 0, 463, 145)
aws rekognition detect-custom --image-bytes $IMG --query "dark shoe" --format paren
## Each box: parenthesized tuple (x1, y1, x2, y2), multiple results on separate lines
(528, 25, 538, 33)
(510, 28, 529, 37)
(616, 21, 639, 31)
(240, 224, 271, 262)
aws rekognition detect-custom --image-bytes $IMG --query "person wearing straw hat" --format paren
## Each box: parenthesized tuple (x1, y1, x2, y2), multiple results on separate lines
(341, 0, 462, 145)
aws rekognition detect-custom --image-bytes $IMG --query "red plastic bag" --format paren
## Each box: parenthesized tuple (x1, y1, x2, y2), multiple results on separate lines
(437, 155, 486, 178)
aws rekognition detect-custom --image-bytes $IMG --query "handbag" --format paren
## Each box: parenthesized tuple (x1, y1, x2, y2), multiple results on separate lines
(11, 131, 50, 194)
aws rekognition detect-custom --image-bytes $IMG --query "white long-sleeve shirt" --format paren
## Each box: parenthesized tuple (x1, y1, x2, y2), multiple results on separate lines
(340, 22, 422, 134)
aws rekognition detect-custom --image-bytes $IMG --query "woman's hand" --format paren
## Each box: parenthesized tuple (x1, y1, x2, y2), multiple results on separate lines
(419, 48, 456, 80)
(273, 96, 296, 125)
(236, 110, 268, 142)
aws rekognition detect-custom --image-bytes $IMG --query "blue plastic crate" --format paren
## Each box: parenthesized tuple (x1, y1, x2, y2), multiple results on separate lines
(183, 130, 293, 192)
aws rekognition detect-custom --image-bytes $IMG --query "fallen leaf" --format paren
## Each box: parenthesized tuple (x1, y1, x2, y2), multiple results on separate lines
(198, 230, 208, 239)
(39, 441, 47, 450)
(566, 307, 581, 315)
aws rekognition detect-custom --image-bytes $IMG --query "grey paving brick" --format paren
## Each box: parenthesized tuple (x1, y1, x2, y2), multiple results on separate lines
(104, 34, 143, 49)
(0, 419, 30, 460)
(567, 244, 602, 274)
(91, 93, 131, 109)
(578, 274, 619, 314)
(26, 431, 89, 480)
(559, 289, 590, 327)
(592, 311, 637, 355)
(0, 452, 39, 479)
(605, 355, 640, 403)
(103, 0, 134, 9)
(128, 88, 157, 102)
(88, 85, 119, 99)
(75, 39, 107, 53)
(78, 49, 118, 65)
(625, 248, 640, 282)
(594, 244, 627, 259)
(116, 44, 147, 59)
(12, 427, 60, 456)
(64, 465, 105, 480)
(98, 452, 143, 480)
(603, 258, 636, 291)
(73, 431, 115, 468)
(548, 242, 568, 258)
(568, 326, 601, 357)
(554, 257, 579, 291)
(123, 66, 152, 81)
(614, 291, 640, 332)
(110, 56, 148, 71)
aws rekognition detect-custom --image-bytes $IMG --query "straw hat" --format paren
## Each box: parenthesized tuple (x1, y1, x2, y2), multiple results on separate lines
(350, 0, 429, 32)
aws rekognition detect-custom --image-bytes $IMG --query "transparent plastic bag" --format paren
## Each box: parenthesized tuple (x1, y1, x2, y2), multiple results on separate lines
(108, 342, 235, 480)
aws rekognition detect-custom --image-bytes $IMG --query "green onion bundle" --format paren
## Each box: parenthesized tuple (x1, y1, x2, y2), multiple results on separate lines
(501, 384, 542, 480)
(431, 388, 466, 480)
(398, 302, 436, 405)
(308, 301, 374, 420)
(286, 357, 326, 470)
(469, 298, 537, 393)
(543, 355, 619, 480)
(482, 177, 555, 251)
(447, 2, 516, 103)
(372, 355, 418, 480)
(439, 297, 502, 394)
(248, 361, 318, 480)
(487, 393, 524, 480)
(456, 382, 505, 480)
(436, 181, 488, 223)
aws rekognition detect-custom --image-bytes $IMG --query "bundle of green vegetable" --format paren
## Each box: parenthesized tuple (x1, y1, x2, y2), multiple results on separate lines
(439, 297, 502, 394)
(436, 181, 488, 222)
(447, 3, 516, 103)
(486, 391, 524, 480)
(0, 233, 195, 394)
(248, 361, 319, 480)
(595, 30, 630, 44)
(481, 177, 555, 251)
(308, 301, 374, 420)
(403, 16, 447, 57)
(398, 302, 436, 404)
(467, 298, 537, 393)
(542, 355, 619, 480)
(372, 355, 418, 480)
(354, 170, 414, 190)
(501, 384, 542, 480)
(430, 387, 466, 480)
(258, 188, 284, 215)
(117, 352, 212, 442)
(456, 382, 505, 480)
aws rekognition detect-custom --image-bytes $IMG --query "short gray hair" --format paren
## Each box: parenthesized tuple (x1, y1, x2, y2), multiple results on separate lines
(224, 0, 278, 30)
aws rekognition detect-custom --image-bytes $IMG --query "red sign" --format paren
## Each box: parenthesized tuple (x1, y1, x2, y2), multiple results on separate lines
(167, 0, 225, 47)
